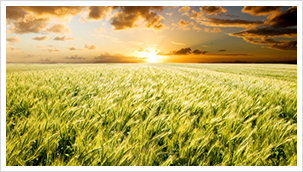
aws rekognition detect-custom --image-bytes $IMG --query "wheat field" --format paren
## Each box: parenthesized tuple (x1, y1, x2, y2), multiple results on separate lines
(6, 63, 297, 166)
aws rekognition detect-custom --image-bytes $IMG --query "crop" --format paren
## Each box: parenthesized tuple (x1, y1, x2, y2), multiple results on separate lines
(6, 63, 297, 166)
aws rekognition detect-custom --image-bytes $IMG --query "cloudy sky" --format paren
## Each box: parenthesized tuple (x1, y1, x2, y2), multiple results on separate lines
(6, 5, 297, 63)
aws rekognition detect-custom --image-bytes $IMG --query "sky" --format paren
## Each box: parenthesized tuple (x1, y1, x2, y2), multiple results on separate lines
(5, 6, 297, 63)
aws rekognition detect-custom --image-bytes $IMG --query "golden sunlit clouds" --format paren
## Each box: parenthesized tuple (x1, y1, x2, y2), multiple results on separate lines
(5, 5, 297, 63)
(6, 36, 21, 43)
(53, 36, 75, 41)
(31, 35, 49, 41)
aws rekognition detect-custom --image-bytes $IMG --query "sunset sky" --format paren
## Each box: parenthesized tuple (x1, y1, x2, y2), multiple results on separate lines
(5, 5, 297, 63)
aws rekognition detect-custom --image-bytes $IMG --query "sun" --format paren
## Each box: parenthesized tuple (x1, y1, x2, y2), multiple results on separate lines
(139, 49, 160, 63)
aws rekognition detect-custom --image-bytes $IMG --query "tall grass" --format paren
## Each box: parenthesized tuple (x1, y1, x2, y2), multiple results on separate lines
(6, 63, 297, 166)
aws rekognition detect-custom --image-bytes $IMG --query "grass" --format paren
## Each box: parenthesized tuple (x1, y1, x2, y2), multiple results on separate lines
(6, 63, 297, 166)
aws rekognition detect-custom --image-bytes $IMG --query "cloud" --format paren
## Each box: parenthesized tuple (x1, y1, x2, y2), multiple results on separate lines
(94, 51, 145, 63)
(110, 6, 165, 30)
(6, 36, 21, 43)
(242, 37, 296, 51)
(200, 6, 227, 15)
(229, 8, 297, 52)
(21, 6, 84, 19)
(229, 27, 297, 38)
(129, 41, 143, 45)
(85, 44, 96, 50)
(241, 6, 281, 16)
(218, 49, 227, 52)
(264, 6, 297, 28)
(53, 36, 75, 41)
(6, 6, 83, 34)
(170, 47, 191, 55)
(7, 17, 49, 34)
(178, 19, 193, 26)
(204, 27, 222, 33)
(69, 46, 83, 51)
(46, 48, 61, 52)
(83, 6, 117, 21)
(193, 49, 208, 55)
(163, 47, 209, 55)
(171, 41, 185, 45)
(193, 25, 203, 32)
(166, 12, 173, 16)
(31, 35, 49, 41)
(65, 55, 85, 59)
(200, 18, 263, 28)
(6, 44, 20, 51)
(46, 23, 71, 33)
(178, 6, 191, 12)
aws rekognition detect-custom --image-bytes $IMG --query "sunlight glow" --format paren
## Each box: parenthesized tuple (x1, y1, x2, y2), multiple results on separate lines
(139, 49, 160, 63)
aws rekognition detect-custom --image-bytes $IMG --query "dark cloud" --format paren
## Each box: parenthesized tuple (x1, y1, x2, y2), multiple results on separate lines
(110, 6, 165, 30)
(243, 37, 296, 51)
(200, 18, 263, 28)
(6, 36, 21, 43)
(31, 35, 49, 41)
(265, 6, 297, 28)
(193, 49, 208, 55)
(165, 47, 208, 55)
(94, 51, 145, 63)
(65, 55, 85, 60)
(173, 47, 192, 55)
(200, 6, 227, 15)
(229, 27, 297, 38)
(53, 36, 75, 41)
(242, 6, 281, 16)
(218, 49, 227, 52)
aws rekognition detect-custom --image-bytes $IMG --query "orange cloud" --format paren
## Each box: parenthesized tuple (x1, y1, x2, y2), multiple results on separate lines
(31, 35, 49, 41)
(6, 36, 21, 43)
(204, 27, 222, 33)
(6, 6, 84, 34)
(53, 36, 75, 41)
(85, 44, 96, 50)
(110, 6, 165, 31)
(46, 24, 71, 34)
(200, 6, 227, 15)
(178, 6, 191, 12)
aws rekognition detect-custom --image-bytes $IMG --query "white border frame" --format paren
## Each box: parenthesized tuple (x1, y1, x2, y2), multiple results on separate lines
(1, 1, 302, 171)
